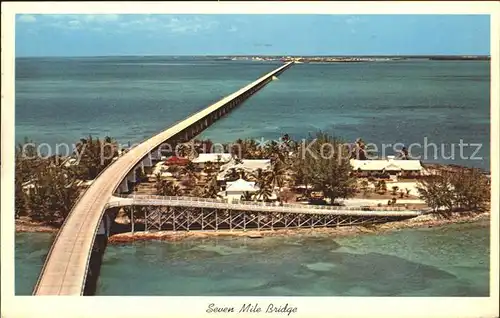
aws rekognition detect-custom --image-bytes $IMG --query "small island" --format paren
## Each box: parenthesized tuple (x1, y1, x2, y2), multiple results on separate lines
(15, 131, 491, 242)
(214, 55, 491, 63)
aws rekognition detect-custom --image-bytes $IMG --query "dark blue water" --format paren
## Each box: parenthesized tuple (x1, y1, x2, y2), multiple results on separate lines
(15, 221, 490, 296)
(15, 57, 490, 170)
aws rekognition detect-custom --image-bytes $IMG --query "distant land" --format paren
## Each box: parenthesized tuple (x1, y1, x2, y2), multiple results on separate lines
(16, 55, 490, 61)
(213, 55, 491, 63)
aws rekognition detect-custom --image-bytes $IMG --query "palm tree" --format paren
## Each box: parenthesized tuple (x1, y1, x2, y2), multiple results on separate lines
(256, 180, 273, 201)
(155, 172, 163, 193)
(203, 174, 220, 198)
(226, 168, 239, 182)
(375, 180, 388, 194)
(176, 143, 192, 158)
(157, 180, 183, 197)
(268, 159, 286, 191)
(360, 179, 370, 197)
(250, 168, 263, 182)
(74, 135, 118, 180)
(405, 188, 411, 198)
(190, 186, 205, 198)
(183, 161, 197, 175)
(241, 191, 254, 201)
(391, 186, 399, 196)
(238, 169, 251, 180)
(397, 146, 410, 160)
(291, 157, 309, 189)
(204, 161, 215, 174)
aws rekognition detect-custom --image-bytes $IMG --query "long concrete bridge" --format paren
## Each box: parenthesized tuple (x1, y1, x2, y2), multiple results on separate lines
(33, 62, 294, 296)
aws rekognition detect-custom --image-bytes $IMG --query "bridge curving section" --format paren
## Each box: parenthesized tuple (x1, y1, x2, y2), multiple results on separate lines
(33, 62, 294, 295)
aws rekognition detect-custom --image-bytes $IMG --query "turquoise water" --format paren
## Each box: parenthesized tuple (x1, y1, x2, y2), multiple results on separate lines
(15, 221, 489, 296)
(15, 232, 56, 295)
(15, 57, 490, 170)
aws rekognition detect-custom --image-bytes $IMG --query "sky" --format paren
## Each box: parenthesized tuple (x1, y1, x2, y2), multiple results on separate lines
(15, 14, 490, 57)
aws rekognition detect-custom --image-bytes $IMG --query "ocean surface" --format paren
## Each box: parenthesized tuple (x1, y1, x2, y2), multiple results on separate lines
(15, 57, 490, 170)
(15, 221, 490, 296)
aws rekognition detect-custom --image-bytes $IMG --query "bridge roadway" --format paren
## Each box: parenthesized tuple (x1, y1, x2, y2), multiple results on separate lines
(33, 62, 294, 296)
(107, 195, 424, 217)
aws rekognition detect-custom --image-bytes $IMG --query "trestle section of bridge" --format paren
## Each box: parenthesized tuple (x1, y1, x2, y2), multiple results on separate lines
(120, 205, 415, 232)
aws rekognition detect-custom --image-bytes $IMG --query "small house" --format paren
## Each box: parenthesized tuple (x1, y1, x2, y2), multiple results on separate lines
(218, 178, 258, 203)
(350, 156, 423, 180)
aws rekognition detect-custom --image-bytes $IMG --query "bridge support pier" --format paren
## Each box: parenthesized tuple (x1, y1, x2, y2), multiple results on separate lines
(127, 170, 136, 183)
(118, 179, 129, 193)
(131, 206, 135, 234)
(83, 212, 114, 296)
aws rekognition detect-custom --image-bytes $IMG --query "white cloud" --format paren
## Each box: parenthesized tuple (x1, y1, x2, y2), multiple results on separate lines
(46, 14, 119, 23)
(83, 14, 119, 23)
(46, 14, 120, 31)
(41, 14, 217, 35)
(345, 17, 361, 25)
(68, 20, 82, 29)
(18, 15, 37, 23)
(167, 17, 219, 34)
(228, 26, 238, 32)
(117, 16, 218, 34)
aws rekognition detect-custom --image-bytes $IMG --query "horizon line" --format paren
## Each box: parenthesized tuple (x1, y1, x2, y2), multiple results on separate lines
(16, 54, 492, 59)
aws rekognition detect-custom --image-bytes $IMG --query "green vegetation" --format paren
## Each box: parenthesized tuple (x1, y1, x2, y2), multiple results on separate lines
(73, 135, 119, 180)
(15, 136, 119, 226)
(155, 174, 183, 196)
(17, 130, 490, 229)
(295, 131, 356, 204)
(416, 167, 490, 215)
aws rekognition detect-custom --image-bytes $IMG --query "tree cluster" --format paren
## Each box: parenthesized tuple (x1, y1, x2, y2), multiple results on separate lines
(293, 131, 357, 204)
(416, 167, 490, 214)
(15, 136, 119, 226)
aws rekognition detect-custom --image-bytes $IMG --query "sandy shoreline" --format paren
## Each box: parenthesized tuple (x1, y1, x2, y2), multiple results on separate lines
(15, 219, 59, 233)
(15, 212, 490, 243)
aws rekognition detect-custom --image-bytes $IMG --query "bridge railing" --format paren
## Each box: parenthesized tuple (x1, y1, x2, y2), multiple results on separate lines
(111, 194, 418, 213)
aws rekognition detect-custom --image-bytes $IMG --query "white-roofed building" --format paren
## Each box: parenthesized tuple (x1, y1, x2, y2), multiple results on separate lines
(218, 178, 258, 203)
(350, 156, 423, 180)
(192, 153, 233, 168)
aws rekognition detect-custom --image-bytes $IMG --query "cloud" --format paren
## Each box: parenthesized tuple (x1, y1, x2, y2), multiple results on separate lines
(45, 14, 119, 23)
(19, 14, 218, 35)
(83, 14, 120, 23)
(68, 20, 82, 29)
(18, 15, 37, 23)
(345, 16, 361, 25)
(45, 14, 120, 31)
(228, 26, 238, 32)
(117, 16, 219, 35)
(163, 16, 218, 34)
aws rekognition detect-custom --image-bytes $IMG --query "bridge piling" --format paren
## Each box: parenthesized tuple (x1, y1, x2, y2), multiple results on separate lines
(131, 206, 135, 234)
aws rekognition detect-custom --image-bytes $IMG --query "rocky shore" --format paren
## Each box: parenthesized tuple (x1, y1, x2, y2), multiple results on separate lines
(107, 211, 490, 244)
(15, 217, 59, 233)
